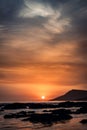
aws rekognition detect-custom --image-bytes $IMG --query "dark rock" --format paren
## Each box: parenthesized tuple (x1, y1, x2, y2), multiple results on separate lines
(80, 119, 87, 124)
(78, 97, 87, 101)
(4, 113, 16, 119)
(28, 103, 59, 109)
(75, 107, 87, 114)
(52, 89, 87, 101)
(4, 103, 29, 110)
(3, 102, 87, 110)
(51, 109, 72, 114)
(4, 111, 35, 119)
(23, 111, 72, 124)
(0, 108, 4, 112)
(58, 101, 75, 108)
(58, 101, 87, 108)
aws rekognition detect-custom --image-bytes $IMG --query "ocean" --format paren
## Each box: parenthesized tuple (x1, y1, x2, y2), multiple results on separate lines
(0, 101, 87, 130)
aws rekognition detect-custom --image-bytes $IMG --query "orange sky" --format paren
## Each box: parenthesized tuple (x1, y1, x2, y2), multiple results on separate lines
(0, 0, 87, 102)
(0, 63, 86, 101)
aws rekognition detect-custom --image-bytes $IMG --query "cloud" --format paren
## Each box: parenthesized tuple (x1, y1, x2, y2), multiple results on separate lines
(19, 0, 54, 18)
(0, 0, 24, 22)
(0, 0, 87, 89)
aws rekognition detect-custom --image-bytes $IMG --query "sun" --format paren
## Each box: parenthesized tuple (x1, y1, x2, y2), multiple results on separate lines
(41, 96, 45, 100)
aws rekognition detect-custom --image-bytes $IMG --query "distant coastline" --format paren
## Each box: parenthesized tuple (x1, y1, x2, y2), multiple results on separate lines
(51, 89, 87, 101)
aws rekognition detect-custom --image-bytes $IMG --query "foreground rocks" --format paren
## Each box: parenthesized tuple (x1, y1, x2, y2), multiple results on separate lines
(3, 101, 87, 125)
(4, 109, 72, 125)
(23, 113, 72, 124)
(4, 111, 35, 119)
(2, 101, 87, 110)
(23, 109, 72, 124)
(0, 108, 4, 112)
(75, 106, 87, 114)
(80, 119, 87, 124)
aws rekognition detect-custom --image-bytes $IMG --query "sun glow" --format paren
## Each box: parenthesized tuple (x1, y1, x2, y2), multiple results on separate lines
(41, 96, 45, 100)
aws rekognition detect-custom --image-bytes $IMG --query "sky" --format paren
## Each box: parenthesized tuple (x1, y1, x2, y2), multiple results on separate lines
(0, 0, 87, 102)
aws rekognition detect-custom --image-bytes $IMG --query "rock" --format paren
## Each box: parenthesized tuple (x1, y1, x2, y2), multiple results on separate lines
(4, 113, 16, 119)
(80, 119, 87, 124)
(0, 108, 4, 112)
(52, 89, 87, 101)
(4, 103, 29, 110)
(3, 102, 87, 110)
(51, 109, 72, 114)
(23, 111, 72, 124)
(4, 111, 35, 119)
(75, 107, 87, 114)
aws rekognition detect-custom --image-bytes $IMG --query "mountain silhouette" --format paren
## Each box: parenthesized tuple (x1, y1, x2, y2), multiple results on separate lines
(52, 89, 87, 101)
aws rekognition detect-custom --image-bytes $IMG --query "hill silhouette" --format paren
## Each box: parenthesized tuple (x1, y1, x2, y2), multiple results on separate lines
(52, 89, 87, 101)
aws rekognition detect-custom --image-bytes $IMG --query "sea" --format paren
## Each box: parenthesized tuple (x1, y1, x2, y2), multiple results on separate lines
(0, 101, 87, 130)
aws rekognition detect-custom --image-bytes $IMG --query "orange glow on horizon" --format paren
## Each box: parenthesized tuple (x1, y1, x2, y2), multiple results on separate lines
(0, 83, 67, 101)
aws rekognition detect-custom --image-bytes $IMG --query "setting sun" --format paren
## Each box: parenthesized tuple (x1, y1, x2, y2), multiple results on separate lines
(41, 96, 45, 100)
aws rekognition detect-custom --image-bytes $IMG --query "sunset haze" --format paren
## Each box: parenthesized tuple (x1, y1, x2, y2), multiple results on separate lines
(0, 0, 87, 102)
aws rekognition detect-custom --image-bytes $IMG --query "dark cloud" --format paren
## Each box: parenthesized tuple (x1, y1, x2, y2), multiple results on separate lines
(0, 0, 87, 53)
(0, 0, 24, 22)
(45, 0, 87, 64)
(40, 0, 71, 9)
(50, 0, 87, 37)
